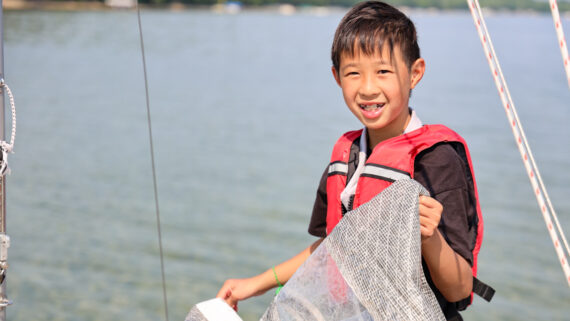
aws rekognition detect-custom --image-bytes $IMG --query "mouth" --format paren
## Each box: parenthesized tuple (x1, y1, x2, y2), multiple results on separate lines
(358, 103, 385, 120)
(359, 103, 385, 111)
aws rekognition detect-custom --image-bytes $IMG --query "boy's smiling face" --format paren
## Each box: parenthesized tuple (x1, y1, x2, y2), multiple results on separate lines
(333, 45, 425, 147)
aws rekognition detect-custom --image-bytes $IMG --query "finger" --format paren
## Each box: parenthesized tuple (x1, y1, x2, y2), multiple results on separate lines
(216, 285, 231, 299)
(419, 214, 429, 225)
(419, 195, 438, 207)
(418, 204, 435, 219)
(420, 223, 433, 235)
(420, 208, 440, 222)
(419, 217, 439, 238)
(420, 219, 436, 231)
(226, 297, 238, 311)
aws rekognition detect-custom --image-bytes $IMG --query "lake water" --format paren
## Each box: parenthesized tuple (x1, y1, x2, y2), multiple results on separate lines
(3, 7, 570, 321)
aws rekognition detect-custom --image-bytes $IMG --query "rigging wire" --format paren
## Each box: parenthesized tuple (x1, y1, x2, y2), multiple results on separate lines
(136, 4, 170, 321)
(467, 0, 570, 287)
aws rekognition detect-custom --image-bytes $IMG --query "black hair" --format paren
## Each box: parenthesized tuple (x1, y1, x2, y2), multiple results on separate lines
(331, 1, 421, 72)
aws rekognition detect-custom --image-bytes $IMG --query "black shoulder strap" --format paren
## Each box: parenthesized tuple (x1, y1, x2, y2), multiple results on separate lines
(473, 277, 495, 302)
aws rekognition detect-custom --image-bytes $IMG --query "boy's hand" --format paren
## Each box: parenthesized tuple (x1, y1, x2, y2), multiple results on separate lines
(216, 277, 263, 311)
(419, 195, 443, 241)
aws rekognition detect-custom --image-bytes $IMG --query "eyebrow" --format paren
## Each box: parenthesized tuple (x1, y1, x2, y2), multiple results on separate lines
(341, 63, 358, 70)
(341, 59, 393, 71)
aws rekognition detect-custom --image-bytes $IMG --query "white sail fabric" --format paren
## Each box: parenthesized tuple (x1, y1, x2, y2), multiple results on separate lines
(185, 298, 243, 321)
(185, 179, 445, 321)
(261, 179, 445, 321)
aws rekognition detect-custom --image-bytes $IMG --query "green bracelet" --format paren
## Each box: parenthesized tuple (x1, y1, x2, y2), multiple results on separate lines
(272, 266, 283, 295)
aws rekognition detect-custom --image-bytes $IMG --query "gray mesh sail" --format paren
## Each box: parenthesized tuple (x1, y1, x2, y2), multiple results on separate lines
(186, 306, 209, 321)
(261, 179, 445, 321)
(185, 179, 445, 321)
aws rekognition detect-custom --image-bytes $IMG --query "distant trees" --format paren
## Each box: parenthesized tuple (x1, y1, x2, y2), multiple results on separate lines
(50, 0, 570, 12)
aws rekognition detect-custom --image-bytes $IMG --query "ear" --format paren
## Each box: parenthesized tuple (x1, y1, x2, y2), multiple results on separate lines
(331, 66, 342, 87)
(409, 58, 425, 89)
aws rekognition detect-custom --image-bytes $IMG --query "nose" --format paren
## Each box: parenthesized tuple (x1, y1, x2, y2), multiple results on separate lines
(358, 74, 380, 99)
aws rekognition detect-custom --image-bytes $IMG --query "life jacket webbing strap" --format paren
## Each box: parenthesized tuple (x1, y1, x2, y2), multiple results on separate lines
(360, 163, 411, 182)
(328, 161, 348, 176)
(447, 315, 463, 321)
(473, 277, 495, 302)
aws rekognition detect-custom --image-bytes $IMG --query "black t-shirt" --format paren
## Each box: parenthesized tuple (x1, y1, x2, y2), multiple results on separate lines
(308, 136, 478, 319)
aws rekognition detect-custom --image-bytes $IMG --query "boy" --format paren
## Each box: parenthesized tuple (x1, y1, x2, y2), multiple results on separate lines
(218, 2, 489, 319)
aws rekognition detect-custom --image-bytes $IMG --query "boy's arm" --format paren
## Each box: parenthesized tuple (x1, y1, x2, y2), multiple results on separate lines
(419, 196, 473, 302)
(216, 237, 324, 311)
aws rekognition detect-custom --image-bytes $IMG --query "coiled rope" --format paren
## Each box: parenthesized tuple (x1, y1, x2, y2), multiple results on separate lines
(0, 79, 16, 176)
(135, 4, 170, 321)
(549, 0, 570, 88)
(467, 0, 570, 287)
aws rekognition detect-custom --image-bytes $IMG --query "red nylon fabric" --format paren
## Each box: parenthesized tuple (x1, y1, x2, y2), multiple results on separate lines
(325, 125, 484, 296)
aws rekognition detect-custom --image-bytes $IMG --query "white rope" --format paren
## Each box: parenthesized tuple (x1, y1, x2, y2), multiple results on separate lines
(467, 0, 570, 287)
(0, 80, 16, 177)
(549, 0, 570, 88)
(0, 80, 15, 154)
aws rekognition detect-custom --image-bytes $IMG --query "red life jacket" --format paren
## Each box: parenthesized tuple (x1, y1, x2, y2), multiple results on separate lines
(325, 124, 492, 303)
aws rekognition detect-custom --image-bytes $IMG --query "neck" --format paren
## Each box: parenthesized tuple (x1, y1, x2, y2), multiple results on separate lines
(367, 110, 411, 150)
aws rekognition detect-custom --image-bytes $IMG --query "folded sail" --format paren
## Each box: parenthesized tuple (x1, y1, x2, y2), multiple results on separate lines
(261, 179, 445, 321)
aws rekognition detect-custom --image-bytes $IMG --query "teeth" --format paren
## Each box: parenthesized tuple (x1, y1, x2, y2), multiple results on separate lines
(360, 104, 383, 111)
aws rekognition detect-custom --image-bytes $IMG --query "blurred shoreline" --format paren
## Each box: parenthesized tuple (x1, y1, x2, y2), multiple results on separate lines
(2, 0, 345, 14)
(3, 0, 108, 11)
(3, 0, 570, 16)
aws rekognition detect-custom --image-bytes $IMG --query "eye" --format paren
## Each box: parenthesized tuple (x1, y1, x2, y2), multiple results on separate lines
(345, 71, 359, 77)
(378, 69, 390, 74)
